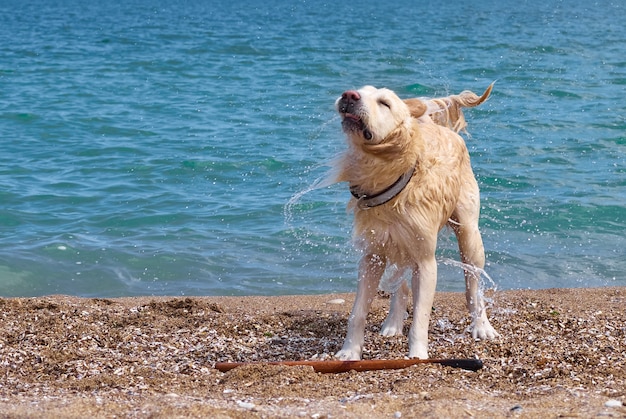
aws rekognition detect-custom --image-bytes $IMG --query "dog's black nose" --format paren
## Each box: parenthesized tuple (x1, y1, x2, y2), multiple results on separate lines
(342, 90, 361, 102)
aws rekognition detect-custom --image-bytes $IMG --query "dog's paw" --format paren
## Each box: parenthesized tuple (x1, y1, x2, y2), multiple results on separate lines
(380, 321, 404, 337)
(380, 310, 407, 337)
(408, 343, 429, 360)
(335, 348, 362, 361)
(470, 319, 500, 340)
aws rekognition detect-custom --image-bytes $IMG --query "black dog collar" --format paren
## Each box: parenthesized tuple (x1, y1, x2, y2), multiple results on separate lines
(349, 164, 416, 209)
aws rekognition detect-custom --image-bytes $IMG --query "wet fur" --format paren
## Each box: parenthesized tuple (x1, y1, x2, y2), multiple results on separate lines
(333, 83, 498, 360)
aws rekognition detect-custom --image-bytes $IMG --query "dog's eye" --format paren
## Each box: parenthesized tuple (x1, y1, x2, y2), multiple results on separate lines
(378, 99, 391, 109)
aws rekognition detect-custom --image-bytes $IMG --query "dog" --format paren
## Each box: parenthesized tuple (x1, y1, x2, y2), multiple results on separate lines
(332, 83, 499, 360)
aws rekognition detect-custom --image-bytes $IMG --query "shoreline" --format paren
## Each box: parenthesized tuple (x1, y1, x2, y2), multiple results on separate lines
(0, 287, 624, 417)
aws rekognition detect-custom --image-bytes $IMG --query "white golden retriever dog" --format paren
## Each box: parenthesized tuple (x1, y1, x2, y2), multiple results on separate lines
(333, 84, 499, 360)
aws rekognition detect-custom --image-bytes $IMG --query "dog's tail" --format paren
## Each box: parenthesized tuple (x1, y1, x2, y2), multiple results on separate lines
(426, 82, 494, 133)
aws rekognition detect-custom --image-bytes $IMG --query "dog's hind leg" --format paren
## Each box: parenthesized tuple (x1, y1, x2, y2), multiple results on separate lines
(451, 186, 499, 340)
(335, 253, 387, 361)
(380, 280, 409, 336)
(457, 228, 498, 340)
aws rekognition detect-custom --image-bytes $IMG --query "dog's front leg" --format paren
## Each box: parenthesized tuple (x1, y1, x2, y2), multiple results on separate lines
(408, 257, 437, 359)
(335, 253, 386, 361)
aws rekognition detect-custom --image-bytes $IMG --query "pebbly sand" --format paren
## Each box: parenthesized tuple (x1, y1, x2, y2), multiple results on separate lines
(0, 287, 624, 418)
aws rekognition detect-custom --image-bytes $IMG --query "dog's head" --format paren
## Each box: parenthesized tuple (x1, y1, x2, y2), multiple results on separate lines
(335, 86, 427, 146)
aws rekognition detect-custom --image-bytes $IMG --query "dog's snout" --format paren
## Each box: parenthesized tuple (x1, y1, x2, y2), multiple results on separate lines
(342, 90, 361, 102)
(339, 90, 361, 114)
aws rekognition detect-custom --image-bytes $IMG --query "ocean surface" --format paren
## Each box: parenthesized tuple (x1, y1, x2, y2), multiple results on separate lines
(1, 0, 624, 298)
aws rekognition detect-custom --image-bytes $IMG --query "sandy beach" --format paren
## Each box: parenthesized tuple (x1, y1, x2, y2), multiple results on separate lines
(0, 287, 624, 418)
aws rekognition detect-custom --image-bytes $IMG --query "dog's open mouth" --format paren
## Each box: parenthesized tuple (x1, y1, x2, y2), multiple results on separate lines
(342, 113, 372, 140)
(342, 113, 362, 129)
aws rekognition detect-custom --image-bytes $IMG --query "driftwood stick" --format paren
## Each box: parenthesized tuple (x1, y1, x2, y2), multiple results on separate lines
(215, 358, 483, 374)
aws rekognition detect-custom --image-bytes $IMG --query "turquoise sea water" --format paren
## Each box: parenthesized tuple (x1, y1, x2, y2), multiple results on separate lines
(1, 0, 624, 297)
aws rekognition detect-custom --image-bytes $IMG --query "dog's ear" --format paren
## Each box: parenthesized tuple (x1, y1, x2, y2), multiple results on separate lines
(403, 98, 427, 119)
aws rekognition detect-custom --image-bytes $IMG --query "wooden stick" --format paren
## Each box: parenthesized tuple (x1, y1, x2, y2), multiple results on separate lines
(215, 358, 483, 374)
